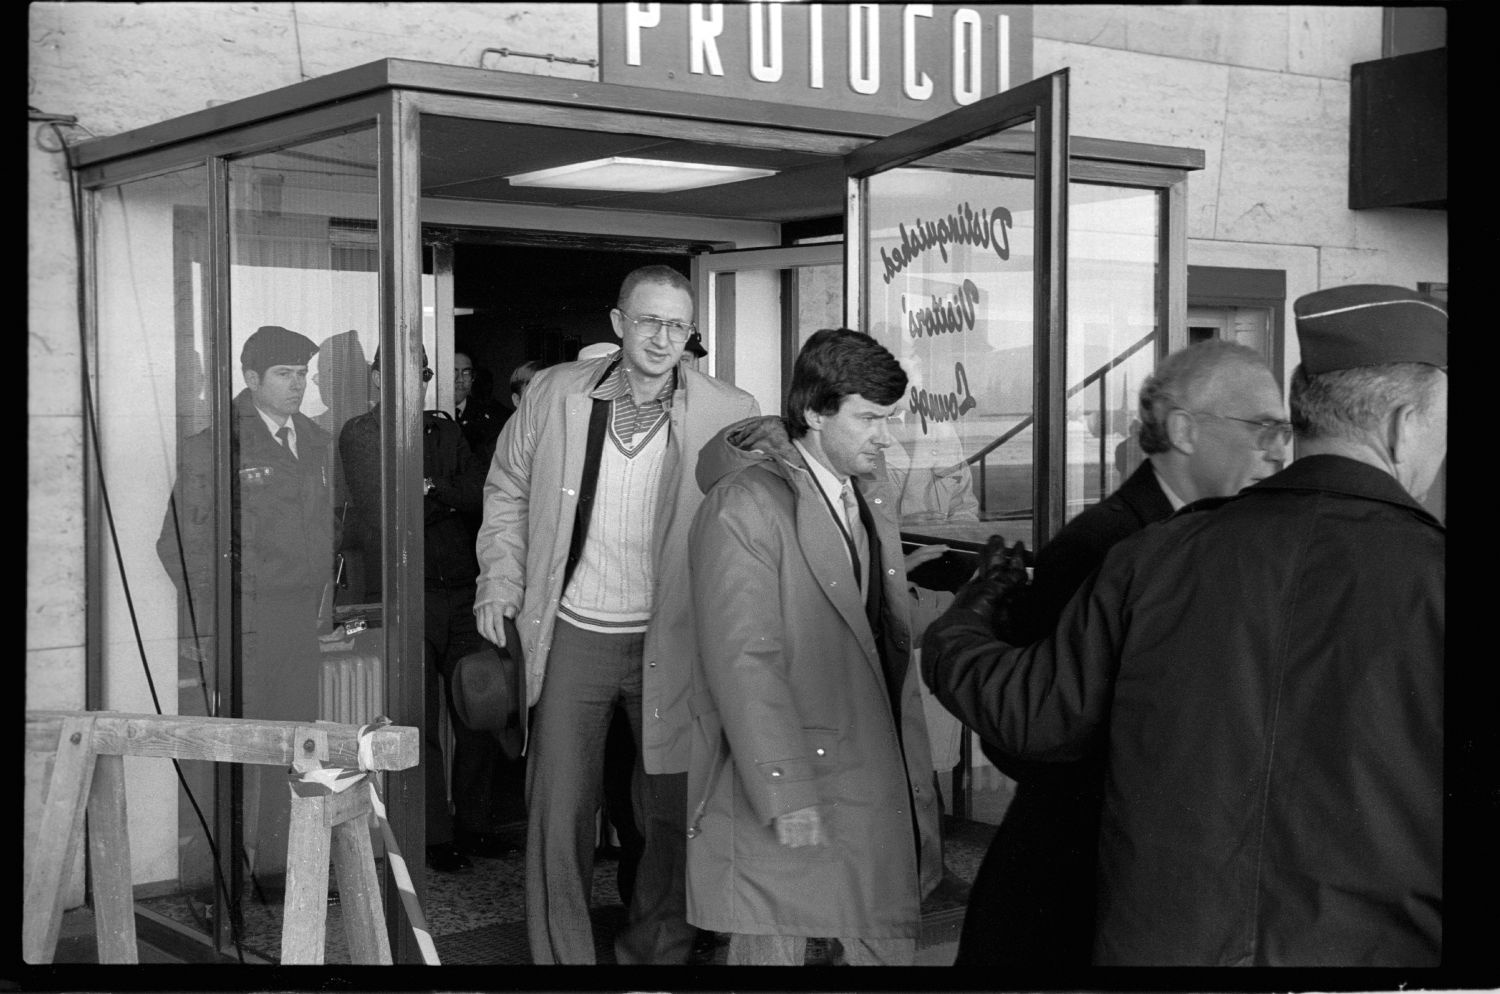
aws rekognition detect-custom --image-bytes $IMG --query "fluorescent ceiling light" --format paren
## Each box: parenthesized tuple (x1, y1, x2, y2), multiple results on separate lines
(507, 156, 777, 193)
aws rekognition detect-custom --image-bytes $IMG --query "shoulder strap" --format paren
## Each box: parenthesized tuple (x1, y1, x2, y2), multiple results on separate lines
(561, 359, 621, 592)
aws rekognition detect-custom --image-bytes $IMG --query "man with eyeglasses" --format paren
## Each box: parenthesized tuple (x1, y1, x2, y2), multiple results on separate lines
(475, 264, 760, 964)
(454, 349, 506, 466)
(923, 284, 1446, 965)
(953, 338, 1288, 968)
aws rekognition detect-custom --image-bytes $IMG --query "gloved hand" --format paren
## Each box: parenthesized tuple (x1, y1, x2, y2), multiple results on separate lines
(948, 534, 1030, 631)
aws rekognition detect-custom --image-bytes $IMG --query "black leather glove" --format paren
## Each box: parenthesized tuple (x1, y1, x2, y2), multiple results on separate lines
(948, 534, 1030, 632)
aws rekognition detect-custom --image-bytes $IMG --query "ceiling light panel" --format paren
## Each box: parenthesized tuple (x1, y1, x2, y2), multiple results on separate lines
(506, 156, 777, 193)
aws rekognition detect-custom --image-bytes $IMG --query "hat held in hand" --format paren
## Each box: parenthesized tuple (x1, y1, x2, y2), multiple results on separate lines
(450, 616, 525, 760)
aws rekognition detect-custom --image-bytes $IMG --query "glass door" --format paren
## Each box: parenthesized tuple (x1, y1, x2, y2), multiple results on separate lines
(694, 243, 843, 413)
(845, 70, 1069, 551)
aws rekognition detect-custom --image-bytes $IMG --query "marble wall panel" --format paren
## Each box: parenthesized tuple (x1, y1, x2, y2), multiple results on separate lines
(1288, 5, 1383, 81)
(1038, 5, 1288, 72)
(28, 416, 85, 654)
(1214, 67, 1353, 247)
(28, 145, 82, 421)
(296, 2, 597, 80)
(1035, 40, 1228, 239)
(29, 2, 304, 134)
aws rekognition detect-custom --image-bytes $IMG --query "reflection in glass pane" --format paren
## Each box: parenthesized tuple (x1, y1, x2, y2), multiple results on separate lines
(864, 166, 1036, 549)
(95, 165, 220, 948)
(1065, 186, 1160, 519)
(220, 127, 380, 960)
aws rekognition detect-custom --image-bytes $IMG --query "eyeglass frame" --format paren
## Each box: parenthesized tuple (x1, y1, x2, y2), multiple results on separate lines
(1174, 408, 1291, 451)
(613, 308, 697, 345)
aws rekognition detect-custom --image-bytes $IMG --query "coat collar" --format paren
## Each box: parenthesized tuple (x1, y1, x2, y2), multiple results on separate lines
(1241, 453, 1441, 527)
(1115, 458, 1175, 525)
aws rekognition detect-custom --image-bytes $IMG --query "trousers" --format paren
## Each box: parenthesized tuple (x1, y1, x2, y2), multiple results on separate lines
(525, 621, 694, 964)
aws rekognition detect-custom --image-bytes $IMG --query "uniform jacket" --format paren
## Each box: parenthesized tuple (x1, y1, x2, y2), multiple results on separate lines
(457, 395, 508, 465)
(684, 416, 943, 939)
(474, 355, 759, 774)
(157, 388, 334, 610)
(924, 454, 1444, 965)
(339, 407, 484, 590)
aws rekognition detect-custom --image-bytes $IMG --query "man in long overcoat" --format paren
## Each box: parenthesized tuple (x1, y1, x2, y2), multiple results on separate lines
(961, 339, 1288, 967)
(923, 284, 1446, 965)
(686, 328, 942, 966)
(474, 265, 760, 964)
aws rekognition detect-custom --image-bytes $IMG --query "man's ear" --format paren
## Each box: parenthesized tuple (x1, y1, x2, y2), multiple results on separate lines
(609, 308, 626, 341)
(1164, 408, 1196, 454)
(803, 408, 824, 432)
(1387, 402, 1420, 467)
(244, 369, 261, 391)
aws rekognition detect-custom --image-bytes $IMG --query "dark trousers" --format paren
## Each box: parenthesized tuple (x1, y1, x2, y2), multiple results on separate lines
(525, 621, 694, 964)
(955, 765, 1104, 967)
(424, 583, 500, 844)
(240, 587, 323, 879)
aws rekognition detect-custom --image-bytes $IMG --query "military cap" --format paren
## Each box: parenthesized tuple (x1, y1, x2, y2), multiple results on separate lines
(1293, 284, 1446, 374)
(241, 325, 318, 370)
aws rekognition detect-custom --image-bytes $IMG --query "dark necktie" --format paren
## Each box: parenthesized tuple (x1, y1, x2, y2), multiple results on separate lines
(276, 425, 295, 459)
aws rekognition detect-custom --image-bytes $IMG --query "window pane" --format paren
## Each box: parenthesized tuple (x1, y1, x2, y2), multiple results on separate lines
(94, 165, 217, 944)
(1064, 185, 1161, 518)
(225, 127, 380, 958)
(864, 167, 1036, 547)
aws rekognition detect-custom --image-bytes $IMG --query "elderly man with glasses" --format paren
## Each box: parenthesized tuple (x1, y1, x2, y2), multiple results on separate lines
(924, 284, 1446, 966)
(952, 338, 1289, 969)
(475, 264, 760, 964)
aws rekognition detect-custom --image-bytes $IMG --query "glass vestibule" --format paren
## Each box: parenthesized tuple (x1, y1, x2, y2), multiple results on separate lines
(91, 123, 404, 962)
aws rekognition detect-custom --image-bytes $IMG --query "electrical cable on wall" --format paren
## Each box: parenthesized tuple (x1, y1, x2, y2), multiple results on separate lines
(44, 115, 249, 963)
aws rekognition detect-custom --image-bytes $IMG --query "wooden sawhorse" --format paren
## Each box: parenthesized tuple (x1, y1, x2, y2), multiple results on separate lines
(23, 710, 417, 965)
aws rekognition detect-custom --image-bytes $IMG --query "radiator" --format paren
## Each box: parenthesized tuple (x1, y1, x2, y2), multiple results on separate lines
(319, 651, 385, 725)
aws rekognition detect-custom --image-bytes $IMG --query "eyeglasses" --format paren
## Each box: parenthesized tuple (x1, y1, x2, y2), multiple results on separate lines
(420, 367, 434, 383)
(615, 309, 696, 345)
(455, 368, 475, 380)
(1178, 409, 1291, 451)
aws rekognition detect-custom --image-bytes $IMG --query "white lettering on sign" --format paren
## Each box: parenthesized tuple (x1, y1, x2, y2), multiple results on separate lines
(903, 5, 934, 101)
(952, 8, 982, 105)
(625, 3, 661, 67)
(602, 5, 1030, 116)
(749, 1, 784, 83)
(849, 3, 880, 96)
(690, 3, 725, 76)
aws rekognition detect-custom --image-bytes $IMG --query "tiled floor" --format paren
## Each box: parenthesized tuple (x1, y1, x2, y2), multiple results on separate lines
(111, 783, 1015, 966)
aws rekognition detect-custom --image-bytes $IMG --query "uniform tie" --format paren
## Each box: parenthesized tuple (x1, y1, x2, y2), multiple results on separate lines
(276, 424, 296, 459)
(840, 482, 868, 588)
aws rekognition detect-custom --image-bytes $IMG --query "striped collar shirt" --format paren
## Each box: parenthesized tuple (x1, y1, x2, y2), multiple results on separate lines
(590, 361, 677, 447)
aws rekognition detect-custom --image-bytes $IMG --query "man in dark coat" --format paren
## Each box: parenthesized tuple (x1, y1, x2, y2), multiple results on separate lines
(454, 349, 507, 465)
(340, 347, 503, 872)
(924, 284, 1446, 965)
(157, 325, 335, 880)
(960, 340, 1288, 967)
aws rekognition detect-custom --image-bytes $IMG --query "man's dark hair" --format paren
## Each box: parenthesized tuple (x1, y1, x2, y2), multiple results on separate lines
(784, 328, 908, 439)
(617, 264, 692, 310)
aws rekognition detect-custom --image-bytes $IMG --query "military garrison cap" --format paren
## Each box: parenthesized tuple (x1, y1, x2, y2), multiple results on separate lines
(241, 325, 318, 370)
(1293, 284, 1446, 374)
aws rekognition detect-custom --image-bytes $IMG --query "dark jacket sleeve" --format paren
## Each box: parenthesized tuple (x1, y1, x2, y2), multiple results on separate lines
(427, 419, 484, 518)
(921, 544, 1133, 762)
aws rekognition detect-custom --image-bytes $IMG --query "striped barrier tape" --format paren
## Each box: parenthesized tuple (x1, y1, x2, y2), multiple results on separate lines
(287, 716, 440, 964)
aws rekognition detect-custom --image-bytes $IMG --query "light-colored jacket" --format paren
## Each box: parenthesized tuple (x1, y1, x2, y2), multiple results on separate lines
(474, 355, 760, 775)
(684, 416, 942, 939)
